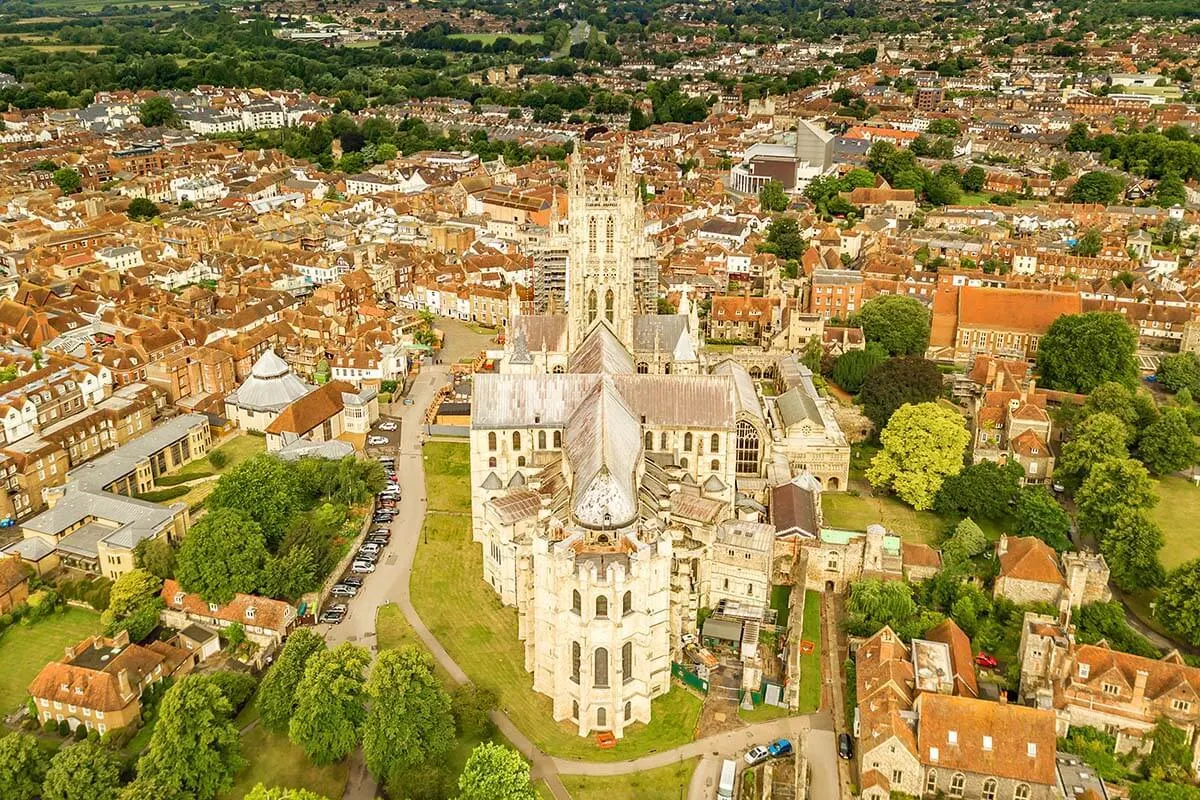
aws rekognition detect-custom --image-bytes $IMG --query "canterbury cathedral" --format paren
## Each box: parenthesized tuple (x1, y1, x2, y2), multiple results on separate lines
(469, 146, 848, 737)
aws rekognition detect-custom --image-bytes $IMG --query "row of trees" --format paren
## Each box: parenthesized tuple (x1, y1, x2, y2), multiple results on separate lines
(138, 454, 386, 605)
(256, 631, 531, 799)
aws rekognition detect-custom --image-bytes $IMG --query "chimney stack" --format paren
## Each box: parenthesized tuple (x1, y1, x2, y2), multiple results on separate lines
(116, 668, 132, 698)
(997, 534, 1009, 557)
(1132, 669, 1149, 706)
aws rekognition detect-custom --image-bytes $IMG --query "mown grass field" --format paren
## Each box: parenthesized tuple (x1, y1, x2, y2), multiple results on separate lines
(0, 608, 101, 713)
(447, 32, 542, 44)
(561, 757, 700, 799)
(1151, 476, 1200, 571)
(220, 724, 348, 800)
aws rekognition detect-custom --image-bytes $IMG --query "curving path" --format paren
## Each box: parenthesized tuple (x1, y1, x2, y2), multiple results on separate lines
(336, 321, 840, 800)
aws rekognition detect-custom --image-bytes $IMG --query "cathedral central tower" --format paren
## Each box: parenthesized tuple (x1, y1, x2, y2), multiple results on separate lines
(566, 144, 641, 351)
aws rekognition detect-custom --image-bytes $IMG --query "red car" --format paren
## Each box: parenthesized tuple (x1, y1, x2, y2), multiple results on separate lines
(975, 652, 998, 669)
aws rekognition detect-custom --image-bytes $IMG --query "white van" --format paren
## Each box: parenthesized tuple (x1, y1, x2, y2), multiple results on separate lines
(717, 759, 736, 800)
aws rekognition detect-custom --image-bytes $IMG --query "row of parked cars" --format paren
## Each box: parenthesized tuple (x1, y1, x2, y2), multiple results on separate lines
(319, 457, 400, 625)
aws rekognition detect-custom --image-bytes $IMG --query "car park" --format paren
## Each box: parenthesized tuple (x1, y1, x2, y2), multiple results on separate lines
(331, 584, 359, 598)
(319, 605, 347, 624)
(745, 745, 770, 766)
(367, 436, 390, 446)
(350, 560, 376, 574)
(767, 739, 793, 758)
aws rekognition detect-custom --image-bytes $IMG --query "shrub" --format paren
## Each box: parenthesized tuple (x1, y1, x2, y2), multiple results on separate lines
(74, 723, 89, 741)
(207, 449, 229, 469)
(58, 719, 71, 737)
(156, 472, 211, 486)
(135, 486, 191, 503)
(44, 720, 58, 734)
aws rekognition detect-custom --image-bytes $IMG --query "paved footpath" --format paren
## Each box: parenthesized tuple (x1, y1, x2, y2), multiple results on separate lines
(332, 320, 841, 800)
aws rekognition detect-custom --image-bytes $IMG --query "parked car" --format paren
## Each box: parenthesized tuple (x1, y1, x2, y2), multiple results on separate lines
(356, 550, 379, 563)
(367, 534, 390, 545)
(403, 398, 414, 406)
(767, 739, 793, 758)
(745, 745, 770, 766)
(837, 733, 854, 760)
(975, 652, 999, 669)
(378, 422, 398, 431)
(367, 436, 390, 446)
(331, 584, 359, 598)
(350, 561, 376, 574)
(319, 605, 347, 624)
(340, 576, 364, 588)
(360, 542, 381, 554)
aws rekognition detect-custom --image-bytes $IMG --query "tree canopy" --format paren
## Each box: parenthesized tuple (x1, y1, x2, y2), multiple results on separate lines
(856, 295, 931, 356)
(1154, 559, 1200, 647)
(456, 743, 539, 800)
(175, 508, 269, 604)
(257, 629, 327, 732)
(867, 402, 970, 510)
(0, 732, 49, 800)
(43, 742, 123, 800)
(100, 568, 163, 642)
(933, 460, 1022, 521)
(829, 344, 886, 394)
(859, 357, 943, 431)
(1036, 312, 1138, 393)
(135, 676, 245, 800)
(139, 96, 180, 128)
(1138, 407, 1196, 475)
(1055, 412, 1130, 490)
(207, 453, 310, 548)
(1012, 487, 1072, 551)
(289, 643, 371, 765)
(364, 647, 456, 785)
(758, 179, 788, 212)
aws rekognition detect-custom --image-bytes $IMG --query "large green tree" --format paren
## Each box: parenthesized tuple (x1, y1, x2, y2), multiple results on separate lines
(456, 743, 538, 800)
(42, 742, 122, 800)
(175, 508, 268, 604)
(1156, 352, 1200, 395)
(867, 402, 970, 510)
(364, 647, 456, 784)
(856, 295, 931, 356)
(941, 518, 988, 565)
(829, 345, 886, 393)
(257, 628, 327, 732)
(207, 453, 310, 548)
(1013, 487, 1072, 551)
(1036, 312, 1138, 393)
(53, 168, 81, 195)
(932, 460, 1022, 520)
(139, 96, 180, 128)
(758, 179, 789, 212)
(0, 732, 49, 800)
(243, 787, 331, 800)
(1055, 413, 1131, 490)
(764, 216, 804, 261)
(1076, 457, 1156, 538)
(133, 537, 176, 579)
(289, 643, 371, 765)
(136, 676, 245, 800)
(1138, 408, 1197, 475)
(1100, 507, 1165, 592)
(1067, 171, 1124, 204)
(859, 357, 943, 431)
(1154, 559, 1200, 646)
(101, 568, 163, 642)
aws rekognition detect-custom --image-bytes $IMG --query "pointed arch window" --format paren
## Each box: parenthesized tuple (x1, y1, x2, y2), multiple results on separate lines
(622, 591, 632, 615)
(605, 216, 615, 254)
(588, 217, 598, 254)
(622, 642, 633, 683)
(605, 289, 614, 323)
(553, 431, 562, 448)
(660, 432, 668, 450)
(594, 648, 609, 687)
(645, 431, 653, 450)
(571, 641, 581, 683)
(684, 432, 693, 451)
(587, 290, 597, 324)
(711, 434, 720, 453)
(538, 430, 546, 449)
(596, 595, 608, 618)
(488, 432, 497, 451)
(512, 431, 521, 450)
(596, 706, 606, 727)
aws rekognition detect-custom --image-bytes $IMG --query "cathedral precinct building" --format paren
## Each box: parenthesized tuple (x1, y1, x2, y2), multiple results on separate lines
(468, 145, 849, 738)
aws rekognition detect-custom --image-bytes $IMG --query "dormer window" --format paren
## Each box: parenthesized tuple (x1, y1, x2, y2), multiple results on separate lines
(1078, 663, 1089, 679)
(929, 747, 939, 762)
(245, 607, 256, 620)
(1027, 743, 1037, 757)
(208, 603, 218, 613)
(174, 592, 185, 605)
(982, 735, 992, 751)
(947, 730, 958, 745)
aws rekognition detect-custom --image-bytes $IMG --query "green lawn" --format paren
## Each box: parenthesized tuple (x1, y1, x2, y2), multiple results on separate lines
(0, 607, 101, 714)
(412, 443, 702, 761)
(822, 491, 1010, 546)
(221, 725, 348, 800)
(797, 590, 822, 713)
(423, 440, 472, 514)
(956, 191, 992, 206)
(561, 757, 699, 800)
(447, 32, 542, 44)
(173, 434, 266, 482)
(770, 585, 791, 629)
(1151, 476, 1200, 570)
